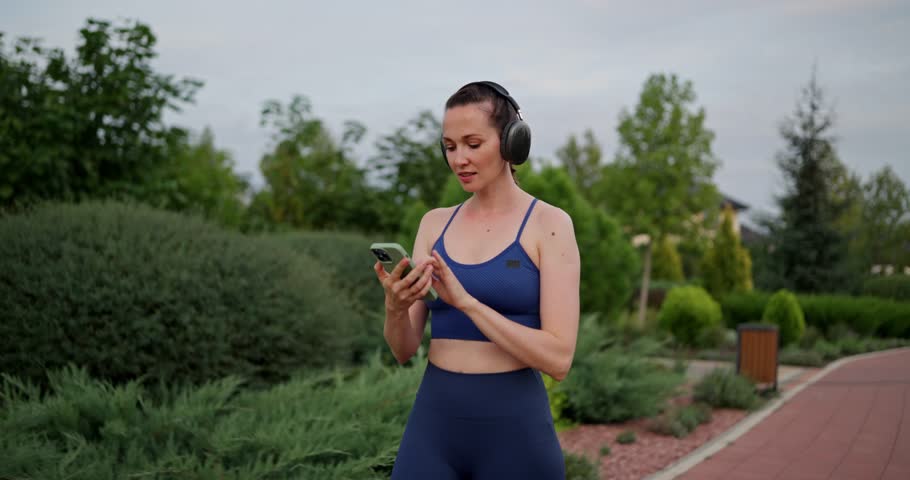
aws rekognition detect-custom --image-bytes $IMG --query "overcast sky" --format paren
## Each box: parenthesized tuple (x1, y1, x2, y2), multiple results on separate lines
(4, 0, 909, 222)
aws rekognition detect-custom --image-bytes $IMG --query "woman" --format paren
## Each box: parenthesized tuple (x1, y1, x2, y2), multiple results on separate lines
(373, 81, 581, 479)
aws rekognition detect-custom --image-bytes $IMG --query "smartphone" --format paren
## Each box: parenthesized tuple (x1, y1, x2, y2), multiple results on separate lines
(370, 242, 438, 302)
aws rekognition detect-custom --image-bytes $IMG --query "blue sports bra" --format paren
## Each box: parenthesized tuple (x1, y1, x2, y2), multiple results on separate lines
(425, 198, 541, 341)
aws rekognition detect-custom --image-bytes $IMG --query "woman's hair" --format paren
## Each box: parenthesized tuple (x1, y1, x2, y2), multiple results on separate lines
(445, 83, 519, 183)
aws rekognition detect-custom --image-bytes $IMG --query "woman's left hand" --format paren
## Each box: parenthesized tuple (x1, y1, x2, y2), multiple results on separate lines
(430, 249, 475, 311)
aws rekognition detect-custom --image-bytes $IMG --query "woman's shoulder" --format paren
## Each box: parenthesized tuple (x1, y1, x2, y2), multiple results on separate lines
(529, 198, 574, 231)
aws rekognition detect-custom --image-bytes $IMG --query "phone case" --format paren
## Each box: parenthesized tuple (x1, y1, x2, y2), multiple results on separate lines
(370, 242, 439, 302)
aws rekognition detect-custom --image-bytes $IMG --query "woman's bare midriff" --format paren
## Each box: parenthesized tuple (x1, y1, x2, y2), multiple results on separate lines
(428, 338, 530, 373)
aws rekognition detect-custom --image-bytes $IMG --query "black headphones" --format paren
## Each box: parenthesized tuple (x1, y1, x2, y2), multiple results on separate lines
(439, 81, 532, 166)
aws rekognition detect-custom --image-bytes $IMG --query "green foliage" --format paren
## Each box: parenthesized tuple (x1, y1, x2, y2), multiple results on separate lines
(148, 127, 249, 228)
(720, 291, 910, 338)
(559, 336, 684, 423)
(762, 290, 806, 346)
(563, 451, 599, 480)
(694, 368, 760, 410)
(652, 236, 685, 282)
(658, 286, 723, 347)
(370, 110, 450, 231)
(859, 166, 910, 268)
(520, 166, 640, 316)
(599, 444, 611, 457)
(0, 202, 364, 387)
(702, 204, 753, 297)
(597, 72, 720, 325)
(556, 129, 603, 201)
(0, 356, 423, 479)
(779, 346, 825, 367)
(543, 373, 575, 432)
(760, 71, 852, 293)
(798, 294, 910, 338)
(275, 230, 392, 364)
(646, 403, 712, 438)
(395, 199, 430, 255)
(863, 275, 910, 301)
(616, 430, 637, 444)
(254, 95, 380, 232)
(598, 73, 720, 241)
(720, 291, 771, 328)
(0, 18, 202, 209)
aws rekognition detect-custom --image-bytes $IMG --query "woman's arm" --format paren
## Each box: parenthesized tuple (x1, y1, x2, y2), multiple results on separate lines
(381, 210, 441, 364)
(436, 205, 581, 380)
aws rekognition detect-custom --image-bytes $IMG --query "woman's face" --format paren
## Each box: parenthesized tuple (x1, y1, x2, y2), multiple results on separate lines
(441, 102, 506, 191)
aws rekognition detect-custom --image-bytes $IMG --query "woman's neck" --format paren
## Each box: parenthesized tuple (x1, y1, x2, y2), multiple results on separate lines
(466, 166, 527, 216)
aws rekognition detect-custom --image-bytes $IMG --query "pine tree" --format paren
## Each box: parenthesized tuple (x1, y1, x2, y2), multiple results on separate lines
(765, 69, 850, 293)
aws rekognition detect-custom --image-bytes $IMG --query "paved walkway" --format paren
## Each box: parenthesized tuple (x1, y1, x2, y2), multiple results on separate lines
(673, 348, 910, 480)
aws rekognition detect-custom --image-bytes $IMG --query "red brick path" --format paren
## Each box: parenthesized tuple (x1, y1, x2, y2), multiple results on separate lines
(677, 349, 910, 480)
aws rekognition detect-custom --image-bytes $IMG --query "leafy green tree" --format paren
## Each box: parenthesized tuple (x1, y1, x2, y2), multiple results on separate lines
(600, 73, 720, 325)
(146, 128, 249, 228)
(701, 204, 753, 297)
(254, 95, 379, 232)
(556, 129, 603, 201)
(0, 18, 201, 208)
(520, 166, 639, 316)
(761, 70, 851, 293)
(370, 110, 450, 232)
(861, 166, 909, 268)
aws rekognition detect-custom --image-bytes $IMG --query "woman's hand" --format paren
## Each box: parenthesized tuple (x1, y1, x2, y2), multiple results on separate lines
(430, 249, 475, 311)
(374, 258, 435, 314)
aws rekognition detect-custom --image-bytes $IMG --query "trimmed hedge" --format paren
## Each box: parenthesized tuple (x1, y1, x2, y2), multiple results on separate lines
(720, 291, 910, 338)
(0, 201, 364, 387)
(862, 275, 910, 301)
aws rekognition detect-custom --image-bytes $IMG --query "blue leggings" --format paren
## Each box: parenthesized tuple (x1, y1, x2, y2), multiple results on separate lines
(391, 361, 565, 479)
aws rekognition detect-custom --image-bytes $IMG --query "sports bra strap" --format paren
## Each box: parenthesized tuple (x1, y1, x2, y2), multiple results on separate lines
(516, 198, 538, 241)
(440, 202, 464, 237)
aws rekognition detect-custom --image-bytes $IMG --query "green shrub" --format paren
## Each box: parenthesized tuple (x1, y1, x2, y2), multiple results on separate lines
(616, 430, 637, 444)
(563, 451, 599, 480)
(543, 373, 575, 431)
(762, 290, 806, 346)
(0, 355, 423, 479)
(779, 346, 825, 367)
(799, 325, 823, 349)
(277, 230, 393, 364)
(560, 338, 683, 424)
(813, 339, 843, 361)
(647, 403, 712, 438)
(694, 368, 760, 410)
(599, 444, 611, 457)
(863, 275, 910, 301)
(658, 286, 723, 347)
(0, 202, 363, 387)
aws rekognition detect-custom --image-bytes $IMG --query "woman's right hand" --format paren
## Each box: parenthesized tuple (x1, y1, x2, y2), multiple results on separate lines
(373, 258, 435, 314)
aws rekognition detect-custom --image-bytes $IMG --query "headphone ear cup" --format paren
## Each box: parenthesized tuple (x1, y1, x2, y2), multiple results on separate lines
(501, 120, 531, 166)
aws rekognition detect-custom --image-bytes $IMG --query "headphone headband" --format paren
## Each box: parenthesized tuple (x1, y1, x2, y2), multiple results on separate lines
(456, 81, 523, 120)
